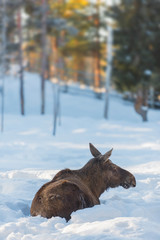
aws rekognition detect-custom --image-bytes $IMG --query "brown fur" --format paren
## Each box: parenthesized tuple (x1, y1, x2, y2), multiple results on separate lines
(30, 143, 136, 221)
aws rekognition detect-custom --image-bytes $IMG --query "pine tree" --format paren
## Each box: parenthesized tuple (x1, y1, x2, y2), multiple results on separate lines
(23, 0, 108, 93)
(0, 0, 26, 116)
(111, 0, 160, 121)
(61, 1, 107, 89)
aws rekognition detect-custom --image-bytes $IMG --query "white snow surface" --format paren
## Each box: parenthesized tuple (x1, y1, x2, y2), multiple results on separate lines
(0, 73, 160, 240)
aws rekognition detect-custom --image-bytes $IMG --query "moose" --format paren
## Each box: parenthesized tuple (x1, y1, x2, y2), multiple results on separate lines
(30, 143, 136, 221)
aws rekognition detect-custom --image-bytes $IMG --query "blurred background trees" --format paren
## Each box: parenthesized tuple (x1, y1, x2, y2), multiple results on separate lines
(23, 0, 107, 89)
(0, 0, 160, 121)
(110, 0, 160, 120)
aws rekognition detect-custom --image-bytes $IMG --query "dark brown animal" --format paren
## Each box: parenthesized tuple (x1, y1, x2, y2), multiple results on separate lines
(30, 143, 136, 221)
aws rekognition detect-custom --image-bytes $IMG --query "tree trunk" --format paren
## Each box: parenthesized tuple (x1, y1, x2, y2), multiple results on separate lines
(94, 53, 101, 89)
(134, 87, 148, 122)
(41, 0, 47, 114)
(1, 0, 7, 131)
(94, 0, 101, 89)
(104, 25, 113, 119)
(17, 8, 25, 115)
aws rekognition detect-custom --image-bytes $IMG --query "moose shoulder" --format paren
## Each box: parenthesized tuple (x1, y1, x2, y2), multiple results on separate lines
(30, 143, 136, 222)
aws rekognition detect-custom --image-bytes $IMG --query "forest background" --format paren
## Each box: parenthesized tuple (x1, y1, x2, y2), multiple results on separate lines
(0, 0, 160, 123)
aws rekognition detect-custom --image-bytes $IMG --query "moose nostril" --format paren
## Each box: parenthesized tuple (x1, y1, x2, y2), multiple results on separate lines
(132, 180, 136, 187)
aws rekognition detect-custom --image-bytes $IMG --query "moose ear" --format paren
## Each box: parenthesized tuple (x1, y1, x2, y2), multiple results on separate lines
(103, 148, 113, 160)
(89, 143, 101, 157)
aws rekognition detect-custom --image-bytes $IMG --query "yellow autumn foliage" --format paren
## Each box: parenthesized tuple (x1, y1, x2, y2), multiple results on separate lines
(49, 0, 89, 16)
(68, 0, 88, 8)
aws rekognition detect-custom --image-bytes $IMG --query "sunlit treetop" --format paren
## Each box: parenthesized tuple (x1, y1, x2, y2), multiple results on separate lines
(67, 0, 89, 8)
(48, 0, 89, 18)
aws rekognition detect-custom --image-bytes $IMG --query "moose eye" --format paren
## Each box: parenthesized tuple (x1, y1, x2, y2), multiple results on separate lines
(111, 166, 118, 175)
(38, 196, 42, 202)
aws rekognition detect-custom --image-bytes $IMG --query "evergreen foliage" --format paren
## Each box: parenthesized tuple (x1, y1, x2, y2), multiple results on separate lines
(0, 0, 108, 89)
(23, 0, 107, 87)
(111, 0, 160, 93)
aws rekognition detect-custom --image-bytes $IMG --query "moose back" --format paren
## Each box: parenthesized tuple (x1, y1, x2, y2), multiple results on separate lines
(30, 143, 136, 221)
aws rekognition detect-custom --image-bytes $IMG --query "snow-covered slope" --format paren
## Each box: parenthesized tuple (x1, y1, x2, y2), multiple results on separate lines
(0, 73, 160, 240)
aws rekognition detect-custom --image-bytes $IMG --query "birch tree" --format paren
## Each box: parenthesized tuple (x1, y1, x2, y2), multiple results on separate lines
(17, 6, 25, 115)
(0, 0, 7, 131)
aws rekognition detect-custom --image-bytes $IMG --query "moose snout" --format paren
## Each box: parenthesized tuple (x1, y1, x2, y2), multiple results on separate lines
(131, 177, 136, 187)
(126, 175, 136, 188)
(121, 173, 136, 189)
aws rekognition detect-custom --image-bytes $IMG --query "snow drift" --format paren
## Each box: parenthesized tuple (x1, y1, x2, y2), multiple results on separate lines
(0, 73, 160, 239)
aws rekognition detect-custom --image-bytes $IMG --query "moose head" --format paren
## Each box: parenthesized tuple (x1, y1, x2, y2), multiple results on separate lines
(86, 143, 136, 197)
(30, 143, 136, 221)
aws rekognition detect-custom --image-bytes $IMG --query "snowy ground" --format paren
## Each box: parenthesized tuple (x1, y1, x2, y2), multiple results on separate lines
(0, 73, 160, 240)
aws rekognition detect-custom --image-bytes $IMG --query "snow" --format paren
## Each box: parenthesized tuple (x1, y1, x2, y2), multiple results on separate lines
(0, 73, 160, 239)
